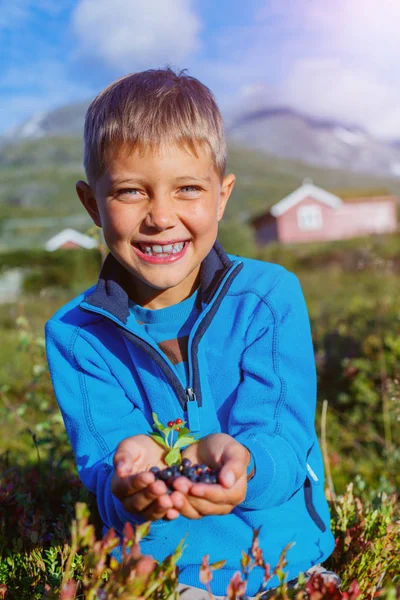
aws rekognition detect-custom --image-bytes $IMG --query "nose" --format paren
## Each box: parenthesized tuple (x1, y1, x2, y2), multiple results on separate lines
(144, 196, 177, 231)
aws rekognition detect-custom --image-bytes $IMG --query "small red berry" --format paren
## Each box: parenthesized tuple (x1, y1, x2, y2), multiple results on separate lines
(175, 418, 183, 424)
(168, 421, 174, 427)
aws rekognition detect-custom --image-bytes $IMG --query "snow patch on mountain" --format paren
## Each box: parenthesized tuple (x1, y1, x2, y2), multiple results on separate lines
(333, 127, 366, 146)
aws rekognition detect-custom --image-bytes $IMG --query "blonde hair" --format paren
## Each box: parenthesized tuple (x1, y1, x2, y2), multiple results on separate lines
(84, 68, 226, 185)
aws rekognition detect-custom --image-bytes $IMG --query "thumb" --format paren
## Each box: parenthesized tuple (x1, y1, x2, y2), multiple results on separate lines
(218, 452, 247, 488)
(114, 439, 142, 477)
(114, 451, 133, 477)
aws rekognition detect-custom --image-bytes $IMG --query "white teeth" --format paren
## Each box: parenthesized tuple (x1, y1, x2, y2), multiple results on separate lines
(139, 241, 186, 256)
(172, 242, 184, 253)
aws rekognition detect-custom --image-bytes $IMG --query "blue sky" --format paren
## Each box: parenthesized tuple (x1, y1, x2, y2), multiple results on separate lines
(2, 0, 400, 138)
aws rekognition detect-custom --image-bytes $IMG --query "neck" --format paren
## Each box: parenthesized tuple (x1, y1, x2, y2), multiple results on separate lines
(127, 271, 200, 310)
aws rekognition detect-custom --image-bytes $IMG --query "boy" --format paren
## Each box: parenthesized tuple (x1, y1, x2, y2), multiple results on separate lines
(45, 68, 336, 597)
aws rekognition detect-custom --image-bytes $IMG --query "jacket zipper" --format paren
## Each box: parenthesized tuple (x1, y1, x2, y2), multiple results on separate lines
(80, 261, 242, 431)
(185, 387, 200, 431)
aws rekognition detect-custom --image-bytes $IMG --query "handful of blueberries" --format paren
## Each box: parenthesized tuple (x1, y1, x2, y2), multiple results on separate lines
(150, 458, 220, 491)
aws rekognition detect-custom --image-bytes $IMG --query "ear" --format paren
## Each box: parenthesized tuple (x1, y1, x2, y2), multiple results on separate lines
(217, 173, 235, 221)
(76, 180, 102, 228)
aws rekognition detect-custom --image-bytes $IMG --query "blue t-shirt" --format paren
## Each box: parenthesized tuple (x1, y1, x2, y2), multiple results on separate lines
(128, 289, 199, 387)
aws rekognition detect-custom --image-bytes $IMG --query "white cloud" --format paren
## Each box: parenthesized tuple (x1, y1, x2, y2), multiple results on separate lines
(275, 59, 398, 135)
(0, 60, 93, 135)
(71, 0, 202, 72)
(234, 0, 400, 138)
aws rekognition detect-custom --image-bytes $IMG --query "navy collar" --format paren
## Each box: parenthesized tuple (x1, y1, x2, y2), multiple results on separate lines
(84, 241, 235, 324)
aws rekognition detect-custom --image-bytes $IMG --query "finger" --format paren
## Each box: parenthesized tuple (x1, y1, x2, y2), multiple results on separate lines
(189, 476, 247, 505)
(164, 508, 180, 520)
(112, 470, 155, 501)
(123, 480, 170, 513)
(113, 443, 144, 476)
(182, 496, 234, 516)
(171, 475, 192, 495)
(218, 454, 248, 489)
(114, 452, 134, 477)
(141, 494, 175, 521)
(169, 491, 202, 520)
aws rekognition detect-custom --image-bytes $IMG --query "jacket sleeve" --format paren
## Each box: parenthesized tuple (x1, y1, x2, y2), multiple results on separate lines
(45, 319, 171, 537)
(227, 271, 317, 510)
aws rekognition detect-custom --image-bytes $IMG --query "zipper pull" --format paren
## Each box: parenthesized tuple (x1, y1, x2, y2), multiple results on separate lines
(186, 387, 200, 432)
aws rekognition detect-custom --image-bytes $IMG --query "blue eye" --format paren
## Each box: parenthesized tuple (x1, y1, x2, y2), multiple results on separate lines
(116, 188, 141, 198)
(181, 186, 201, 193)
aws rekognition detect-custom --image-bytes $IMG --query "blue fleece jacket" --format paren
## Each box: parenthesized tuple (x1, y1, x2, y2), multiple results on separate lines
(45, 242, 334, 595)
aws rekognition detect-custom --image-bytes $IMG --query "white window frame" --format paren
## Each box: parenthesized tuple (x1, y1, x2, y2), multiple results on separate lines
(297, 204, 323, 231)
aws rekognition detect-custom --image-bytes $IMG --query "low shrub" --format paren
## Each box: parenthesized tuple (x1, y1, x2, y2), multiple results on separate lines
(0, 469, 399, 598)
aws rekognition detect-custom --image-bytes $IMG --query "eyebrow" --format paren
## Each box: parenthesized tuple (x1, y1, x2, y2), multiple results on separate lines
(110, 177, 141, 186)
(110, 175, 212, 186)
(174, 176, 212, 183)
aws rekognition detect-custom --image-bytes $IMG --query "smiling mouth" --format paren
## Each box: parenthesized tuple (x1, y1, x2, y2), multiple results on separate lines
(134, 241, 188, 257)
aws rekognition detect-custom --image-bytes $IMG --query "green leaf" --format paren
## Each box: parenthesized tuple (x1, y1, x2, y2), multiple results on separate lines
(240, 551, 250, 570)
(149, 432, 169, 449)
(135, 521, 151, 542)
(174, 435, 198, 449)
(211, 559, 226, 570)
(177, 426, 190, 438)
(152, 412, 166, 432)
(165, 447, 181, 466)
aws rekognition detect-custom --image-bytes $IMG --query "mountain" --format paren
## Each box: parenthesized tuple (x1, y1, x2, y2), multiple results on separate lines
(228, 107, 400, 178)
(5, 101, 400, 178)
(2, 101, 400, 250)
(2, 132, 400, 250)
(4, 102, 89, 140)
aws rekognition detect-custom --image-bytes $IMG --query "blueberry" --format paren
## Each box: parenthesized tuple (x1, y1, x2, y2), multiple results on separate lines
(159, 468, 172, 481)
(150, 466, 160, 474)
(182, 458, 192, 468)
(210, 474, 218, 484)
(171, 465, 179, 474)
(183, 466, 196, 479)
(199, 473, 212, 483)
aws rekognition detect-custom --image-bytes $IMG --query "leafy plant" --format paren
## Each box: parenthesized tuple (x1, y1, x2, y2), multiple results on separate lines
(148, 412, 198, 466)
(2, 239, 400, 598)
(326, 482, 400, 598)
(43, 503, 184, 600)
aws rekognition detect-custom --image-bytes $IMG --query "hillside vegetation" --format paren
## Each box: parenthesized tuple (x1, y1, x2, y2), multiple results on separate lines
(1, 136, 400, 250)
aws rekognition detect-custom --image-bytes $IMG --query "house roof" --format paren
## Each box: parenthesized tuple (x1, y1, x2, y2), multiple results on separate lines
(45, 228, 98, 251)
(270, 183, 343, 217)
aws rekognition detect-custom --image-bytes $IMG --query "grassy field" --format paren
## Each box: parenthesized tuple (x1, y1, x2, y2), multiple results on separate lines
(0, 238, 399, 598)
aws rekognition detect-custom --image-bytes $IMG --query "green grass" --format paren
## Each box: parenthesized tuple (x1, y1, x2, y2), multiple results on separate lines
(0, 237, 399, 598)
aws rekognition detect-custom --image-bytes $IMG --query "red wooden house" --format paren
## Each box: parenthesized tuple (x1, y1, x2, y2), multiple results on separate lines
(251, 182, 398, 245)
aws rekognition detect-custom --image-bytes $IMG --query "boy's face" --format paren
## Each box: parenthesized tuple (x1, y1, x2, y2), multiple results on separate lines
(77, 144, 235, 308)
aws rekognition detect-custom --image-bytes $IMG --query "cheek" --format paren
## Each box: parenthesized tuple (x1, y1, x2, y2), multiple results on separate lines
(101, 207, 139, 241)
(185, 201, 219, 231)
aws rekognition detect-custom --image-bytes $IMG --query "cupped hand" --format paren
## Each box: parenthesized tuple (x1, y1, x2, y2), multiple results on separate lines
(111, 434, 179, 521)
(170, 433, 250, 519)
